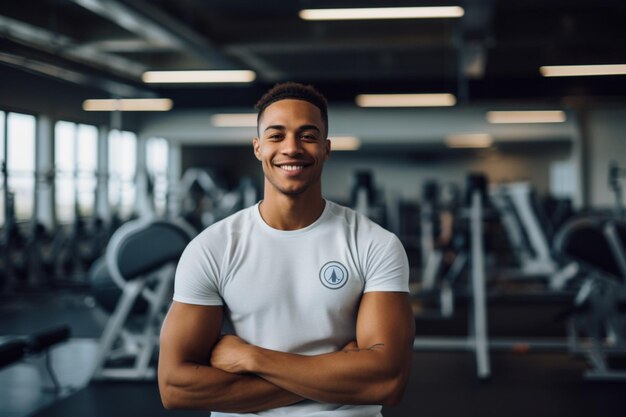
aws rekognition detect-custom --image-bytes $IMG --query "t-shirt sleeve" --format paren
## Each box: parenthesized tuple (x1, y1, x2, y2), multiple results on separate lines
(363, 233, 410, 293)
(173, 237, 224, 306)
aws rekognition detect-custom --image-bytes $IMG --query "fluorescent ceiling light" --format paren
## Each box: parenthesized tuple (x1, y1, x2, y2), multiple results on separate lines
(83, 98, 173, 111)
(486, 111, 566, 124)
(540, 64, 626, 77)
(356, 94, 456, 107)
(142, 70, 256, 83)
(211, 113, 257, 127)
(330, 136, 361, 151)
(299, 6, 464, 20)
(445, 134, 493, 148)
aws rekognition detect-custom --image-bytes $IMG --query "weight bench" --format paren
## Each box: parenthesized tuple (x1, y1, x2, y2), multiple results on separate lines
(0, 325, 71, 392)
(91, 218, 194, 381)
(0, 339, 27, 369)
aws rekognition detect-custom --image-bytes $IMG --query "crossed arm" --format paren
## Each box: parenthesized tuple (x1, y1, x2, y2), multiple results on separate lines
(158, 291, 415, 413)
(157, 303, 301, 412)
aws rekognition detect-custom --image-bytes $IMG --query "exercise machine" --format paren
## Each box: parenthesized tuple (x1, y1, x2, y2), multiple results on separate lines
(90, 217, 194, 380)
(178, 168, 258, 232)
(553, 216, 626, 380)
(349, 170, 387, 226)
(608, 161, 626, 219)
(491, 182, 579, 290)
(417, 181, 464, 317)
(491, 182, 557, 277)
(413, 173, 492, 379)
(0, 177, 28, 291)
(413, 174, 570, 379)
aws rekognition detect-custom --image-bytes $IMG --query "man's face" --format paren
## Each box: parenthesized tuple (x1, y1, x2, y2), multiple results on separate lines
(253, 99, 330, 197)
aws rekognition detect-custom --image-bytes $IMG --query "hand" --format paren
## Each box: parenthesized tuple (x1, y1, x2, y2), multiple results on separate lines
(210, 335, 253, 374)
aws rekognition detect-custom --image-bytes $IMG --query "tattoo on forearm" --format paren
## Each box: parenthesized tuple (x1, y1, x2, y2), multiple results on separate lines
(343, 343, 385, 353)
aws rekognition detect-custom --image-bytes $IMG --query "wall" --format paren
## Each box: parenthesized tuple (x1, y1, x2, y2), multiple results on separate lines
(165, 105, 626, 214)
(179, 141, 571, 228)
(323, 144, 571, 205)
(142, 104, 582, 214)
(181, 145, 261, 190)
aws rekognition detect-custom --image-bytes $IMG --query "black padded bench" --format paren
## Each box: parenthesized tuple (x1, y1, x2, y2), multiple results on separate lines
(25, 326, 71, 356)
(0, 339, 28, 369)
(0, 325, 71, 392)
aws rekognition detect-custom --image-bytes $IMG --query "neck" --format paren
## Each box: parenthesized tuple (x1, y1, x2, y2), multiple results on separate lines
(259, 186, 325, 231)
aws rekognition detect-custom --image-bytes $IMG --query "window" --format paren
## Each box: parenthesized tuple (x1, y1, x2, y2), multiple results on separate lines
(77, 124, 98, 217)
(6, 112, 36, 221)
(108, 130, 137, 219)
(146, 137, 169, 216)
(55, 121, 98, 223)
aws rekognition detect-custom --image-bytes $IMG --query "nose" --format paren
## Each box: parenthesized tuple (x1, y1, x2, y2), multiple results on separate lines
(281, 133, 303, 156)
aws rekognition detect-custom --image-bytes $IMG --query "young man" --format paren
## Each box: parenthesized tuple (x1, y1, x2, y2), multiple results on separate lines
(158, 82, 414, 416)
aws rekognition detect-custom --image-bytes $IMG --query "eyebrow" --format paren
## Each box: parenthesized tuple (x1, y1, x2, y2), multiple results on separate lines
(263, 124, 321, 132)
(264, 124, 285, 132)
(299, 124, 321, 132)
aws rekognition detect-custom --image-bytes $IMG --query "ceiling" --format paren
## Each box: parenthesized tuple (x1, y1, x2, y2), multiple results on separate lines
(1, 0, 626, 110)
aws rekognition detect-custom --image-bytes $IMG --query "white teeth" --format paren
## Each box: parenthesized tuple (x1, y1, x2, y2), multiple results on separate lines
(281, 165, 303, 171)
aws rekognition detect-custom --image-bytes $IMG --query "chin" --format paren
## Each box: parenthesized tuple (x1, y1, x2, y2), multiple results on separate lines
(267, 177, 318, 197)
(280, 187, 307, 196)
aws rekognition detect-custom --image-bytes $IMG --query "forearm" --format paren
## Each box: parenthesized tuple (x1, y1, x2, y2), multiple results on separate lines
(207, 293, 414, 407)
(159, 361, 303, 413)
(246, 344, 410, 405)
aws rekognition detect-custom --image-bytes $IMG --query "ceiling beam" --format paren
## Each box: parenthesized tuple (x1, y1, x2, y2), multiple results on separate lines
(71, 0, 245, 70)
(85, 38, 175, 53)
(226, 35, 453, 54)
(0, 14, 146, 79)
(0, 51, 154, 97)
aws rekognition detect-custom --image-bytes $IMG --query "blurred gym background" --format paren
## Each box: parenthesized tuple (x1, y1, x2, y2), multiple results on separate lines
(1, 1, 625, 416)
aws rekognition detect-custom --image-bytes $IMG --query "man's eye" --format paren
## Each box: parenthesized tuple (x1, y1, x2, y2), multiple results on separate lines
(302, 135, 317, 141)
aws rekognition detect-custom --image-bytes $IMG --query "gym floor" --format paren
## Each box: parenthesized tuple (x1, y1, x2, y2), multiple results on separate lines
(1, 289, 624, 417)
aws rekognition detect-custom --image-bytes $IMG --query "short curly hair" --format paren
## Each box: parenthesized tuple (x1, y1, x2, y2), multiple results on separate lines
(255, 82, 328, 135)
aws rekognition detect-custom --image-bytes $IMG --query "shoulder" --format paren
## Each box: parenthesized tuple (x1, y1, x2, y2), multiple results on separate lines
(176, 205, 257, 277)
(325, 200, 396, 242)
(324, 202, 409, 290)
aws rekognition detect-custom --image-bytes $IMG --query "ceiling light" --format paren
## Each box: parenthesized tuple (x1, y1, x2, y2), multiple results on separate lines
(486, 111, 566, 124)
(330, 136, 361, 151)
(299, 6, 464, 21)
(142, 70, 256, 83)
(539, 64, 626, 77)
(445, 134, 493, 148)
(83, 98, 173, 111)
(356, 94, 456, 107)
(211, 113, 257, 127)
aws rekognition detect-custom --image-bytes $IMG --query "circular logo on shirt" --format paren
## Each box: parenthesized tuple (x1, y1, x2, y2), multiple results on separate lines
(319, 261, 349, 289)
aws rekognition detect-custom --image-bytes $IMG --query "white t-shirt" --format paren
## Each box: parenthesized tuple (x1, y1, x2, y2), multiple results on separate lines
(174, 200, 409, 417)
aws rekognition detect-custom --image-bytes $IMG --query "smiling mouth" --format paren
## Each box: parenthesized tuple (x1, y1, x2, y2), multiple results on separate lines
(279, 165, 305, 172)
(274, 161, 312, 173)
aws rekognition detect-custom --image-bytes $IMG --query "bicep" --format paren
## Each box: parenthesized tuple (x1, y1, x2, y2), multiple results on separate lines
(355, 292, 414, 364)
(159, 301, 223, 366)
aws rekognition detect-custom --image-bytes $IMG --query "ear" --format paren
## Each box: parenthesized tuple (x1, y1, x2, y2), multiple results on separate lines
(252, 137, 262, 161)
(324, 138, 331, 161)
